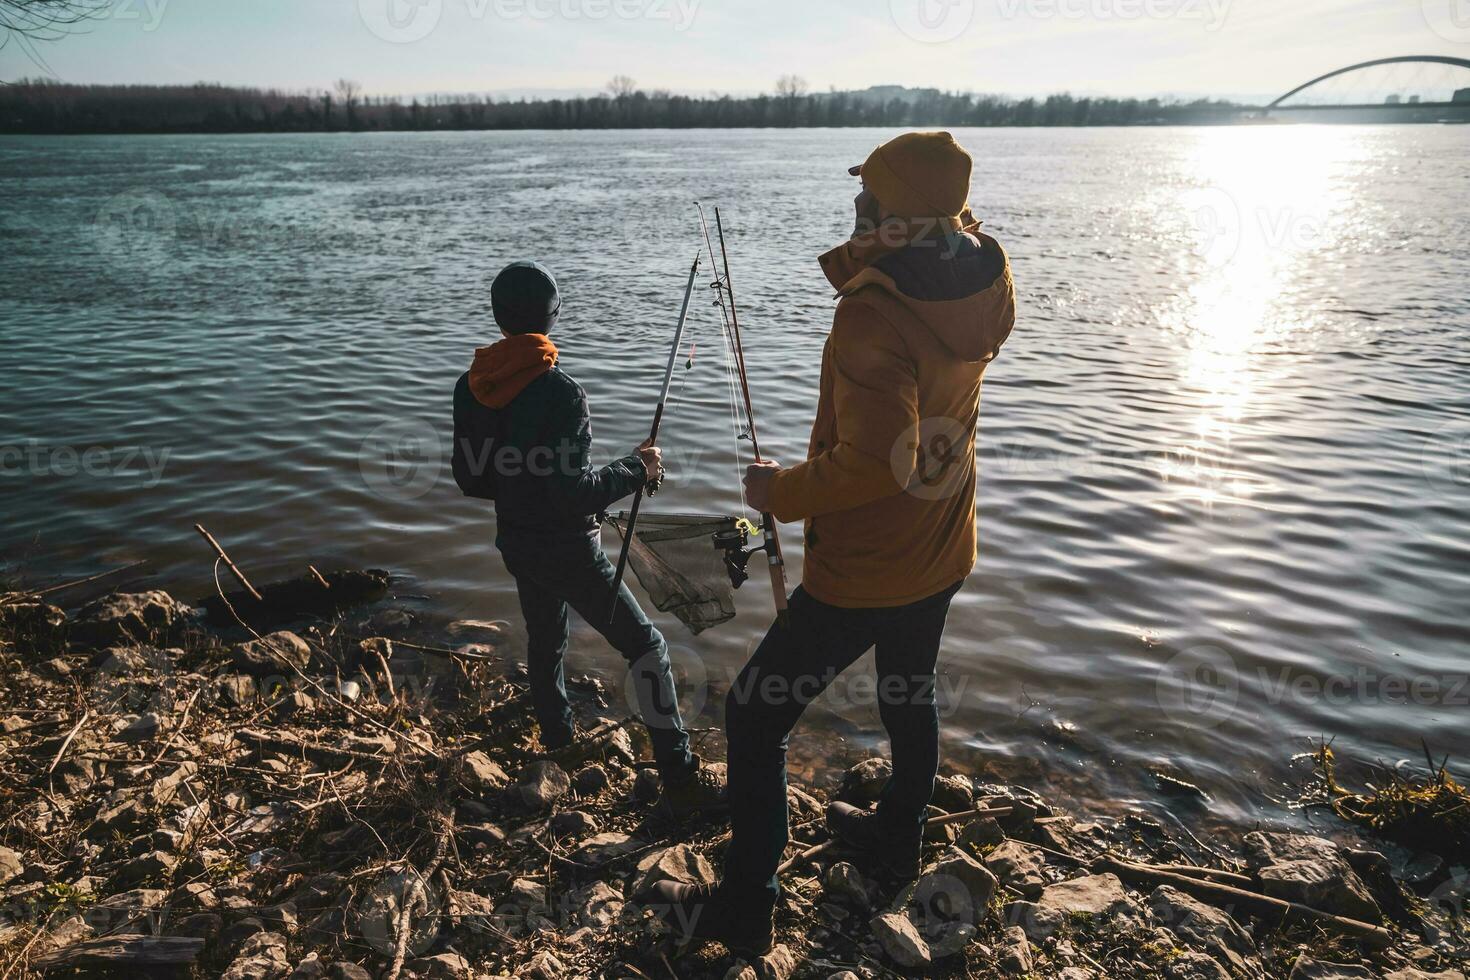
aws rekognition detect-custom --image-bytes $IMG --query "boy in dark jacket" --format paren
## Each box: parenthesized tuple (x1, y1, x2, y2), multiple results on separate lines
(452, 261, 725, 816)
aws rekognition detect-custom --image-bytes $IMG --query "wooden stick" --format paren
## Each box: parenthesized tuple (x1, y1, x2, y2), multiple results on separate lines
(193, 524, 262, 601)
(1136, 862, 1255, 888)
(1093, 856, 1393, 947)
(47, 709, 90, 774)
(926, 805, 1013, 828)
(11, 559, 150, 603)
(308, 565, 331, 589)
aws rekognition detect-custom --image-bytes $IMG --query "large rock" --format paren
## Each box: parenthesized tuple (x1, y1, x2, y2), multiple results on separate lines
(230, 632, 312, 677)
(1166, 950, 1233, 980)
(1243, 832, 1381, 923)
(446, 888, 500, 938)
(925, 919, 978, 958)
(570, 832, 641, 867)
(513, 761, 569, 810)
(220, 931, 289, 980)
(823, 862, 869, 908)
(550, 810, 600, 838)
(631, 844, 714, 898)
(840, 758, 892, 802)
(985, 839, 1047, 898)
(572, 764, 610, 796)
(0, 847, 23, 886)
(1150, 885, 1261, 978)
(570, 881, 624, 930)
(408, 952, 471, 979)
(930, 774, 974, 813)
(1288, 957, 1377, 980)
(459, 751, 509, 795)
(915, 846, 998, 924)
(116, 850, 176, 885)
(870, 910, 930, 970)
(1038, 873, 1131, 917)
(724, 944, 798, 980)
(998, 925, 1032, 974)
(73, 591, 192, 646)
(0, 602, 66, 641)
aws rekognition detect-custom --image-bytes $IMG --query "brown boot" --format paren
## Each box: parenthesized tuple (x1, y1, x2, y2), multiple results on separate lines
(659, 757, 728, 819)
(639, 880, 774, 956)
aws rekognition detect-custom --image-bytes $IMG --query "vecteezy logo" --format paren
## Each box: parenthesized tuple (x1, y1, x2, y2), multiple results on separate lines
(1155, 645, 1239, 728)
(359, 419, 443, 501)
(86, 645, 179, 717)
(1422, 0, 1470, 43)
(890, 0, 976, 43)
(93, 190, 178, 272)
(1182, 185, 1242, 269)
(1424, 869, 1469, 954)
(359, 0, 443, 43)
(892, 417, 972, 501)
(1421, 419, 1470, 497)
(626, 642, 710, 730)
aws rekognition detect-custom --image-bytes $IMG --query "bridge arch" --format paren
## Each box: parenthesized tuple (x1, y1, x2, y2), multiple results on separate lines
(1268, 55, 1470, 108)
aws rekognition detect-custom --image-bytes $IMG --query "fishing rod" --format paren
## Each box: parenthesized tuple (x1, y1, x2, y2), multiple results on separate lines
(699, 204, 791, 624)
(608, 251, 702, 626)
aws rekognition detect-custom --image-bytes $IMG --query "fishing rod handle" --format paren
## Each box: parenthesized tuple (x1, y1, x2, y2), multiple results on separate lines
(761, 511, 791, 621)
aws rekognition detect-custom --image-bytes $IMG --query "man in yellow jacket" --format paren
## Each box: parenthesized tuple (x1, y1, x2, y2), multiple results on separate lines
(644, 131, 1016, 952)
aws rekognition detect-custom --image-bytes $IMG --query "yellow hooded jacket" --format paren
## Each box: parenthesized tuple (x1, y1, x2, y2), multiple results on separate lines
(766, 216, 1016, 608)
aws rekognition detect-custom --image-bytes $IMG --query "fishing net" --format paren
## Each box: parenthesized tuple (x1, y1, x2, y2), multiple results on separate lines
(607, 513, 746, 635)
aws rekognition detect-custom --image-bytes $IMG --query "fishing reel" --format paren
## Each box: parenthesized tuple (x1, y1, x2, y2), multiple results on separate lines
(712, 518, 765, 589)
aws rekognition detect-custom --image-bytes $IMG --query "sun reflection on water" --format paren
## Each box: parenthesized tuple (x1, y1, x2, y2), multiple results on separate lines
(1158, 127, 1365, 508)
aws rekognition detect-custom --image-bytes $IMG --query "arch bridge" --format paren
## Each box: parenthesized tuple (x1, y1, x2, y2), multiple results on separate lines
(1261, 55, 1470, 119)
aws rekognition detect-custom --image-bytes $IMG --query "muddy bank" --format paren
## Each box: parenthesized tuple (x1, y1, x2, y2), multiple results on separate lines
(0, 563, 1466, 979)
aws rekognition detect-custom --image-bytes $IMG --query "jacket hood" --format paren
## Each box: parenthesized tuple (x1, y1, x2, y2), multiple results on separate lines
(468, 333, 559, 409)
(818, 210, 1013, 364)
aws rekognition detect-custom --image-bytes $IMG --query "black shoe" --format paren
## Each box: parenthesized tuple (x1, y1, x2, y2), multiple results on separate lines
(640, 880, 774, 956)
(659, 757, 729, 819)
(539, 723, 596, 767)
(826, 801, 921, 880)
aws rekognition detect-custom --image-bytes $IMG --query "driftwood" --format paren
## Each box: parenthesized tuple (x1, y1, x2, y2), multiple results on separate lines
(1093, 856, 1394, 947)
(235, 728, 400, 766)
(32, 935, 204, 971)
(196, 567, 391, 629)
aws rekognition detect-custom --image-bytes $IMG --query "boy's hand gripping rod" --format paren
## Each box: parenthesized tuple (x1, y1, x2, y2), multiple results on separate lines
(608, 252, 701, 626)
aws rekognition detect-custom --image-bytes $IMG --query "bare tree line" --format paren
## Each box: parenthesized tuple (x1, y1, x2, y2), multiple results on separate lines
(0, 72, 1247, 134)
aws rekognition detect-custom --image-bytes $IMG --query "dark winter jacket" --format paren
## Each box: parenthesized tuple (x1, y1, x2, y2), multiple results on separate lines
(453, 366, 646, 543)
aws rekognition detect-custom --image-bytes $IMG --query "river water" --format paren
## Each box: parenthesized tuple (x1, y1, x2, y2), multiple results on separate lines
(2, 126, 1467, 838)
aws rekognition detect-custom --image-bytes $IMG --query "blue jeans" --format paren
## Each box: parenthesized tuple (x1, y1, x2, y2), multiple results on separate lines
(497, 532, 694, 780)
(722, 580, 964, 902)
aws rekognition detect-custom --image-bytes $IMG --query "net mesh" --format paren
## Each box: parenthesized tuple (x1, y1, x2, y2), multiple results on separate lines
(608, 513, 741, 635)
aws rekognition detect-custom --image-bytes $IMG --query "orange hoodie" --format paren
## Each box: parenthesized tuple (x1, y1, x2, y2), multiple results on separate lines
(767, 216, 1016, 608)
(468, 334, 559, 409)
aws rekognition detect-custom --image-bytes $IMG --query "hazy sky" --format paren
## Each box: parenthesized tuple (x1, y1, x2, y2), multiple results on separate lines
(2, 0, 1465, 100)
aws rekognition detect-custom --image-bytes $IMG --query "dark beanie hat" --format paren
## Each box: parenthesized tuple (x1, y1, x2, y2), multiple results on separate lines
(491, 261, 561, 335)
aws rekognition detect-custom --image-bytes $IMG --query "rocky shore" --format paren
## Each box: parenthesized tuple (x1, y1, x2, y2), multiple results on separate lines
(0, 569, 1465, 979)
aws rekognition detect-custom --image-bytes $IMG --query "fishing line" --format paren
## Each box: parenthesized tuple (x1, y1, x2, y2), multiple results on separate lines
(698, 202, 755, 521)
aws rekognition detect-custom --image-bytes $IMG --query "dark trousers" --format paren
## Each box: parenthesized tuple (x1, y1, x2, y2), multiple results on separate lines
(722, 581, 963, 901)
(498, 532, 694, 780)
